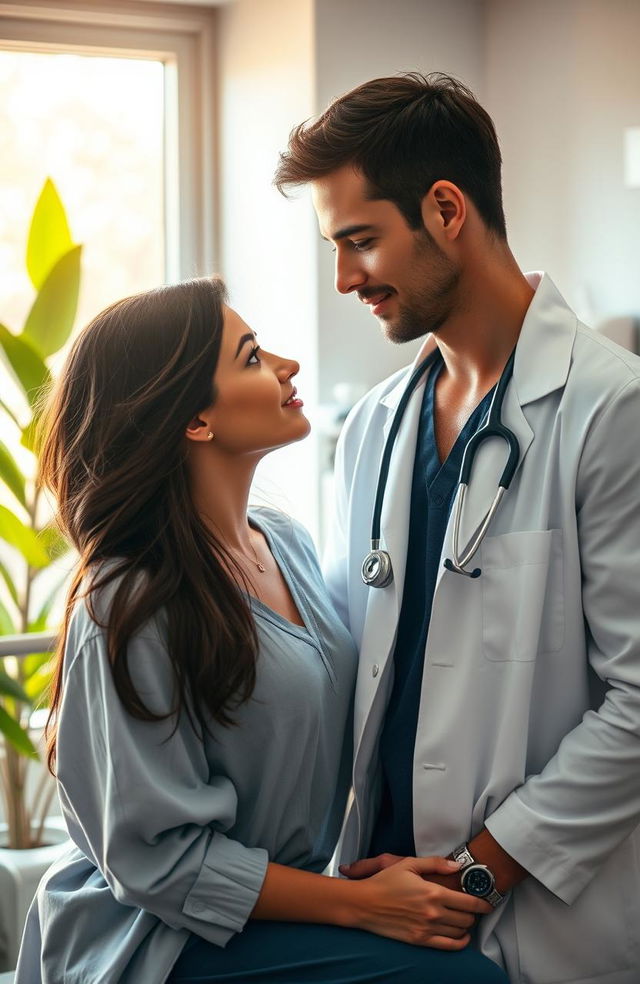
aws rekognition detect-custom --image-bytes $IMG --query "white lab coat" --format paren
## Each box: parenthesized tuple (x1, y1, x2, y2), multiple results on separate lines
(325, 273, 640, 984)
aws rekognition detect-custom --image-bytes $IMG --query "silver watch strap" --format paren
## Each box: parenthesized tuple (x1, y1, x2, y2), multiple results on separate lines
(451, 843, 476, 868)
(452, 842, 506, 908)
(485, 887, 504, 907)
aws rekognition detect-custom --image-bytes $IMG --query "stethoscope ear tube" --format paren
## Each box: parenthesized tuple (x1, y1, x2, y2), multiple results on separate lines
(362, 346, 520, 587)
(443, 348, 518, 576)
(444, 483, 507, 577)
(362, 350, 441, 588)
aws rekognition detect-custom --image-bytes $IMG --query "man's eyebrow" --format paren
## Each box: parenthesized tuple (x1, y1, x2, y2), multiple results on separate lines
(235, 332, 257, 358)
(321, 224, 376, 242)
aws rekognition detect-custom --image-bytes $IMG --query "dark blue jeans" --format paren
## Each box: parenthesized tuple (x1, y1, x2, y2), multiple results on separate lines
(167, 922, 509, 983)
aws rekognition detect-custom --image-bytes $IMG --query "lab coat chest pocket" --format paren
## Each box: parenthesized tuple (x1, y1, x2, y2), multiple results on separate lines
(481, 529, 564, 662)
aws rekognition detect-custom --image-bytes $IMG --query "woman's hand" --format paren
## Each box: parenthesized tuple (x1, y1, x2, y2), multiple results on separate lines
(346, 855, 493, 950)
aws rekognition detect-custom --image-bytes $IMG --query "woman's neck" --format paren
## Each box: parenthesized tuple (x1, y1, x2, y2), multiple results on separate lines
(188, 448, 260, 552)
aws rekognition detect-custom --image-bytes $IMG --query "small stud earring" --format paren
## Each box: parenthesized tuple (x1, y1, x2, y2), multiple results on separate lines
(207, 431, 214, 441)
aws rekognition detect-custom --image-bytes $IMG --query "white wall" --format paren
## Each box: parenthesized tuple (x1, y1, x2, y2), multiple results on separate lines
(314, 0, 486, 403)
(486, 0, 640, 323)
(215, 0, 486, 534)
(216, 0, 319, 532)
(215, 0, 640, 537)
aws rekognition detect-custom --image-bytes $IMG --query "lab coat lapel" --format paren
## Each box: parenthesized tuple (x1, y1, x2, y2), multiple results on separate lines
(437, 272, 576, 574)
(352, 343, 435, 757)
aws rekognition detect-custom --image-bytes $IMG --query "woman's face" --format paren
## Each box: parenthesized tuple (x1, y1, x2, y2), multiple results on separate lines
(205, 306, 310, 456)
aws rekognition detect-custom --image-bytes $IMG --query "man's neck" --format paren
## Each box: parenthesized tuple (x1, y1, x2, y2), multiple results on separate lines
(434, 251, 534, 391)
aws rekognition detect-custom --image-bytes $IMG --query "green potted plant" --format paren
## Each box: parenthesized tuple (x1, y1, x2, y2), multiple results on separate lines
(0, 179, 81, 970)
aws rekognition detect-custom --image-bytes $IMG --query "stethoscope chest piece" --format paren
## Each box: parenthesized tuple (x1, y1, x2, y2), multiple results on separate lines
(361, 547, 394, 588)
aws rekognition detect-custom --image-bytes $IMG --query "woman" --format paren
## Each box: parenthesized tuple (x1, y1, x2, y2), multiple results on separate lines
(16, 277, 508, 984)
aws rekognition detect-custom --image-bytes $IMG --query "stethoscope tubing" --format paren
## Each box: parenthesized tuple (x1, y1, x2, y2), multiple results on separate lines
(370, 349, 441, 544)
(362, 346, 519, 586)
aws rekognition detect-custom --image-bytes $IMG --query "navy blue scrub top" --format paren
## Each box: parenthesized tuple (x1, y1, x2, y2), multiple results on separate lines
(369, 355, 496, 857)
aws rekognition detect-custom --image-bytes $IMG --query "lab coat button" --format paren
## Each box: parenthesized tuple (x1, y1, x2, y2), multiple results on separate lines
(372, 663, 379, 678)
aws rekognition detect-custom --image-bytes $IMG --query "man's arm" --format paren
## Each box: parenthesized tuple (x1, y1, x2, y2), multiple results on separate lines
(481, 377, 640, 904)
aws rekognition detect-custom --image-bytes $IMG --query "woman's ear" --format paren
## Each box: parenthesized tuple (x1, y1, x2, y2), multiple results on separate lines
(185, 415, 215, 443)
(420, 180, 466, 242)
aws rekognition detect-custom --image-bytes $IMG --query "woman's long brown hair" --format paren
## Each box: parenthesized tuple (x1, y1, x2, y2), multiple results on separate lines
(40, 277, 259, 772)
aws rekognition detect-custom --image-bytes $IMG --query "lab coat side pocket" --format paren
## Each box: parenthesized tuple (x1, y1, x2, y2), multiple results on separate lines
(481, 529, 564, 662)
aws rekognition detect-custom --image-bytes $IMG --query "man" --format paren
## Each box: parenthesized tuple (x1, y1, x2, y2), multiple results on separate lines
(275, 73, 640, 982)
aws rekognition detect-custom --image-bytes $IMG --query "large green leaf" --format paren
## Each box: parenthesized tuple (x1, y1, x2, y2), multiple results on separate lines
(0, 559, 19, 606)
(23, 664, 53, 704)
(0, 396, 22, 430)
(23, 245, 82, 358)
(38, 525, 70, 563)
(0, 704, 39, 759)
(20, 651, 52, 680)
(0, 668, 30, 703)
(0, 504, 50, 568)
(0, 323, 51, 410)
(29, 569, 67, 633)
(26, 179, 74, 291)
(0, 594, 15, 635)
(0, 440, 26, 507)
(21, 413, 41, 454)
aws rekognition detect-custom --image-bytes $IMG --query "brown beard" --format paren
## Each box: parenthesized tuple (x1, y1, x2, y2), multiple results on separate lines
(383, 230, 460, 344)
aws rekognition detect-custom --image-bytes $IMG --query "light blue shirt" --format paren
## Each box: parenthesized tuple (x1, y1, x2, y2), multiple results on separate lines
(16, 509, 357, 984)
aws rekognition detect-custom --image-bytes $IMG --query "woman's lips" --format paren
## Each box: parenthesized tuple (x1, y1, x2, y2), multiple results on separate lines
(282, 388, 304, 409)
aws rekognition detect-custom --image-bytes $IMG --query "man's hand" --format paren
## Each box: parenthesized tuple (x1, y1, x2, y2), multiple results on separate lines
(341, 829, 529, 896)
(339, 853, 405, 879)
(340, 852, 464, 891)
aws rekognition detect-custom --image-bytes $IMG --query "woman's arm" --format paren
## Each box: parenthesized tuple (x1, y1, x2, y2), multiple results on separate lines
(252, 856, 491, 949)
(59, 626, 489, 950)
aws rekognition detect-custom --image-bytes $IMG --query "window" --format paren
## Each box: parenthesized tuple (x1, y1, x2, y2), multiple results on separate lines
(1, 48, 166, 333)
(0, 0, 217, 295)
(0, 1, 218, 620)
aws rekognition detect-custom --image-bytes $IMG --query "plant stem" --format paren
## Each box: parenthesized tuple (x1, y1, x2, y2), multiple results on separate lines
(5, 477, 42, 848)
(33, 781, 56, 847)
(0, 746, 12, 838)
(5, 741, 30, 847)
(30, 756, 50, 825)
(22, 484, 40, 634)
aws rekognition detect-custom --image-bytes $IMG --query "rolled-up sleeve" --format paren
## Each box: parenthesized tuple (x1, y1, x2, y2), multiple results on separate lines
(486, 378, 640, 903)
(57, 627, 268, 946)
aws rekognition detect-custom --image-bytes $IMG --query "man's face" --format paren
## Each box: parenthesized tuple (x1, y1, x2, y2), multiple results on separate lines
(312, 165, 460, 343)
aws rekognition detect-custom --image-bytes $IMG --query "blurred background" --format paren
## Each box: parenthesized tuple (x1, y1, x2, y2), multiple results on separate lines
(0, 0, 639, 968)
(2, 0, 639, 544)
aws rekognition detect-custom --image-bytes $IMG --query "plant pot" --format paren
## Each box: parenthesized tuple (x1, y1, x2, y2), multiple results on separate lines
(0, 817, 69, 972)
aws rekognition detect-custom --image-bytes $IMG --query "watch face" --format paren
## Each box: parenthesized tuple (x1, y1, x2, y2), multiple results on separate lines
(462, 865, 494, 898)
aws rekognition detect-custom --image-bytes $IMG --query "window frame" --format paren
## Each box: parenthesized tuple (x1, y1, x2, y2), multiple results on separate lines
(0, 0, 218, 281)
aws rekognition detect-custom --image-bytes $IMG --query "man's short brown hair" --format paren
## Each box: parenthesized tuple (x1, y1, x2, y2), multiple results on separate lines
(275, 72, 506, 239)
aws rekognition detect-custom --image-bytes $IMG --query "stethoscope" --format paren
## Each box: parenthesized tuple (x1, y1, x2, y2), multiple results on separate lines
(361, 347, 519, 587)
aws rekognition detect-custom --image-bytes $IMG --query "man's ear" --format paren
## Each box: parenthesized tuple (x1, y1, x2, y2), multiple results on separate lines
(420, 180, 466, 242)
(185, 415, 215, 443)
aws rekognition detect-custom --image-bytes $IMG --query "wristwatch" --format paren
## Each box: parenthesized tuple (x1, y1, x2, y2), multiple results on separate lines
(451, 843, 506, 907)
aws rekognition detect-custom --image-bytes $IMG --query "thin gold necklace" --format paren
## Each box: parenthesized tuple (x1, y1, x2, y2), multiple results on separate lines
(231, 537, 266, 574)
